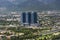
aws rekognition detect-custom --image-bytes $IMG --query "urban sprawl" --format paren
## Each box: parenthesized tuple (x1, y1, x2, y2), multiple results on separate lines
(0, 11, 60, 40)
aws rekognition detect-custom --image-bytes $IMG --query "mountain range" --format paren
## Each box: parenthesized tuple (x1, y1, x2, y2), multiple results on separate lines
(0, 0, 60, 11)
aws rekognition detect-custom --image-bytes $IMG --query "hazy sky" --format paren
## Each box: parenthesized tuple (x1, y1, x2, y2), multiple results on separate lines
(7, 0, 55, 3)
(7, 0, 27, 2)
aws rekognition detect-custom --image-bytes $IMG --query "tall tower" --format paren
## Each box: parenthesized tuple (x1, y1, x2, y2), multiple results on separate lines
(33, 12, 37, 23)
(28, 12, 31, 25)
(22, 12, 26, 23)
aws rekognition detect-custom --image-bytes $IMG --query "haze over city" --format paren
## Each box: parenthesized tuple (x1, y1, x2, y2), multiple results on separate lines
(0, 0, 60, 40)
(0, 0, 60, 13)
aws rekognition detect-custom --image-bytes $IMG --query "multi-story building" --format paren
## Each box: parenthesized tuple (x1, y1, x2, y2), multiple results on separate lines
(21, 12, 38, 26)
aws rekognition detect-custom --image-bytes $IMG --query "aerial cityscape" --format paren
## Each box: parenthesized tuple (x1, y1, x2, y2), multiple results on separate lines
(0, 0, 60, 40)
